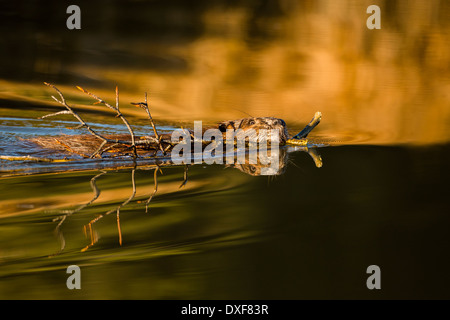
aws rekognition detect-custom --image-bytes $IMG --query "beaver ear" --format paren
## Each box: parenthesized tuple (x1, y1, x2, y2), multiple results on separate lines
(218, 121, 235, 132)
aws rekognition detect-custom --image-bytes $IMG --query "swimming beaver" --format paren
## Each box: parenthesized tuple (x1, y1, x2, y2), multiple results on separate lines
(218, 117, 289, 143)
(29, 116, 294, 158)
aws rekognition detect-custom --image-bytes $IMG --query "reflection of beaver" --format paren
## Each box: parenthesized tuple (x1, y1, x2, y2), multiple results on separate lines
(29, 116, 293, 158)
(230, 145, 323, 176)
(230, 147, 288, 176)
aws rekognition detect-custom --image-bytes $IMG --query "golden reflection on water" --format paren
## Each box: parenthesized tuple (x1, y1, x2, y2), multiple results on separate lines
(0, 0, 449, 146)
(0, 165, 268, 292)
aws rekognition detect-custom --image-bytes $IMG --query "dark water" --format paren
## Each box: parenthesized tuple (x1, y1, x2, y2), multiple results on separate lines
(1, 1, 450, 300)
(1, 141, 449, 299)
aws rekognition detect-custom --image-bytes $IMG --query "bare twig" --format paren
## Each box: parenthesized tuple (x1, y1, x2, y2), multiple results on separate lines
(77, 85, 137, 158)
(43, 83, 110, 158)
(43, 83, 105, 141)
(41, 83, 195, 160)
(40, 110, 72, 118)
(43, 83, 160, 158)
(131, 92, 167, 155)
(0, 155, 72, 162)
(291, 111, 322, 140)
(99, 143, 120, 156)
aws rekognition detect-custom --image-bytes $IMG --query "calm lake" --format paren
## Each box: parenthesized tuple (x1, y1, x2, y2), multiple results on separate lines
(0, 0, 449, 299)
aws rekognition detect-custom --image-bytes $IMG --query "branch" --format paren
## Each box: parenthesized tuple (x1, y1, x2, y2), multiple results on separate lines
(43, 83, 156, 158)
(77, 85, 137, 158)
(40, 110, 72, 119)
(292, 111, 322, 139)
(43, 82, 110, 158)
(131, 92, 167, 155)
(0, 155, 72, 162)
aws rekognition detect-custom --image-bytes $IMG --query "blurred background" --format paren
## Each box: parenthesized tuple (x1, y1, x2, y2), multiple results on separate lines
(1, 0, 449, 145)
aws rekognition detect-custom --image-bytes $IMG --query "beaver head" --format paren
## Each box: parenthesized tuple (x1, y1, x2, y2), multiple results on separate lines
(218, 117, 289, 143)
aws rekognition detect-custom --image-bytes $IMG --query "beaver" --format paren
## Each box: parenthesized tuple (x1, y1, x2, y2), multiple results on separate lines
(29, 116, 292, 158)
(218, 117, 289, 143)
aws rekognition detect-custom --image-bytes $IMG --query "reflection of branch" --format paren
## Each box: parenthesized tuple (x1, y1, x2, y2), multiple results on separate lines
(49, 171, 106, 257)
(82, 169, 137, 251)
(306, 148, 323, 168)
(117, 169, 137, 245)
(146, 167, 161, 213)
(44, 143, 322, 255)
(285, 145, 323, 169)
(179, 165, 189, 188)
